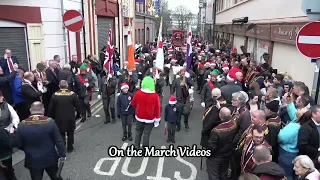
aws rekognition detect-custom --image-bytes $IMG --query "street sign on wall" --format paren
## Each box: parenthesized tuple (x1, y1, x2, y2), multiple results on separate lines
(63, 10, 84, 32)
(296, 22, 320, 58)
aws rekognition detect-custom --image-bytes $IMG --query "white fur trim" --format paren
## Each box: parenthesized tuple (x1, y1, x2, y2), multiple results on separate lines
(227, 75, 234, 82)
(141, 88, 155, 93)
(136, 116, 161, 123)
(222, 67, 229, 70)
(121, 85, 129, 90)
(169, 100, 177, 104)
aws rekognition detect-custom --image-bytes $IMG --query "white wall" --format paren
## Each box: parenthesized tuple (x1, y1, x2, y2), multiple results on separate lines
(272, 42, 315, 90)
(1, 0, 86, 65)
(216, 0, 306, 24)
(233, 35, 245, 54)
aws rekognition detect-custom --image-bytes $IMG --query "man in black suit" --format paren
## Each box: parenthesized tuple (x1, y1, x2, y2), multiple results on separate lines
(21, 72, 42, 118)
(0, 49, 19, 77)
(45, 60, 60, 104)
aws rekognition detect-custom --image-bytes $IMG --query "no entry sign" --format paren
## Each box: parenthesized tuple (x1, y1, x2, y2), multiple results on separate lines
(63, 10, 84, 32)
(296, 22, 320, 59)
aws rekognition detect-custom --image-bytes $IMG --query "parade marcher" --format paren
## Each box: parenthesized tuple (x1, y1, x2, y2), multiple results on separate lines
(74, 63, 95, 122)
(241, 124, 271, 173)
(200, 88, 227, 149)
(48, 80, 81, 153)
(33, 63, 49, 115)
(58, 64, 73, 90)
(164, 95, 180, 143)
(207, 107, 237, 180)
(170, 69, 194, 131)
(220, 72, 243, 104)
(201, 69, 221, 109)
(196, 55, 206, 93)
(131, 76, 161, 148)
(15, 102, 66, 180)
(168, 58, 178, 88)
(0, 91, 19, 180)
(252, 145, 286, 180)
(118, 61, 138, 94)
(145, 61, 165, 105)
(117, 83, 134, 141)
(45, 60, 60, 103)
(99, 68, 117, 124)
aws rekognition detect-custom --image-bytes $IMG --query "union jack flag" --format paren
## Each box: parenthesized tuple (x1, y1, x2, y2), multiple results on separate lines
(104, 29, 114, 73)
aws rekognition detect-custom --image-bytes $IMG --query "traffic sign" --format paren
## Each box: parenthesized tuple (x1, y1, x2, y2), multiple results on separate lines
(63, 10, 84, 32)
(296, 22, 320, 58)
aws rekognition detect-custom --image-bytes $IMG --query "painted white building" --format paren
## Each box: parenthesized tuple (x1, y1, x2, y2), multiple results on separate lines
(0, 0, 98, 70)
(214, 0, 315, 90)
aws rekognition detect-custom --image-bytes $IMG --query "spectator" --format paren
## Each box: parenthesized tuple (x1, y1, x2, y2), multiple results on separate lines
(12, 67, 28, 120)
(238, 173, 260, 180)
(293, 155, 320, 180)
(0, 65, 17, 105)
(292, 81, 315, 106)
(0, 49, 19, 77)
(273, 74, 284, 98)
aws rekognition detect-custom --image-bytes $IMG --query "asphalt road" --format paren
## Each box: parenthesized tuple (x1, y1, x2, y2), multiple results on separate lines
(14, 86, 209, 180)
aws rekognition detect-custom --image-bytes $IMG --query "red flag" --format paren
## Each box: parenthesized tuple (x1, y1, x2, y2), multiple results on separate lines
(104, 29, 114, 73)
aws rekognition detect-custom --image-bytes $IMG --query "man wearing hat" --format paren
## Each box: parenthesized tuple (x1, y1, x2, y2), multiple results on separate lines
(197, 55, 206, 93)
(74, 63, 95, 122)
(145, 62, 165, 105)
(201, 70, 222, 109)
(204, 62, 216, 83)
(168, 58, 178, 88)
(118, 61, 138, 94)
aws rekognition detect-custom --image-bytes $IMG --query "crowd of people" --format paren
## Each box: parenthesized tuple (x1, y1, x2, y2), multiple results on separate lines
(0, 35, 320, 180)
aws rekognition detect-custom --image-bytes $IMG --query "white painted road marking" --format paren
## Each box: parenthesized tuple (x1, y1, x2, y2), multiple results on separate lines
(64, 16, 83, 26)
(147, 146, 171, 180)
(174, 156, 197, 180)
(298, 36, 320, 44)
(75, 102, 103, 130)
(93, 143, 128, 176)
(121, 153, 149, 177)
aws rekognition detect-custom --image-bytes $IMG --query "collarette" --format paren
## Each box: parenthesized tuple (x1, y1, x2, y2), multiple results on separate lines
(24, 79, 32, 85)
(311, 118, 320, 126)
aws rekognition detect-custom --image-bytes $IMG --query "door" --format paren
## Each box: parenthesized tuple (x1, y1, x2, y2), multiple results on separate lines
(97, 16, 114, 53)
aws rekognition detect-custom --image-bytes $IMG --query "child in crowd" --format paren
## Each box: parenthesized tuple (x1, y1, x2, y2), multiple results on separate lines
(164, 95, 180, 143)
(117, 83, 134, 141)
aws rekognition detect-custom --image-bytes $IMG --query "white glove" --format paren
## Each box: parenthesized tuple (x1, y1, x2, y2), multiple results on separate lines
(155, 73, 160, 79)
(217, 76, 222, 82)
(191, 86, 194, 89)
(128, 71, 132, 75)
(85, 83, 89, 87)
(97, 95, 101, 99)
(13, 63, 19, 70)
(206, 78, 210, 82)
(154, 121, 160, 127)
(138, 72, 142, 75)
(188, 89, 194, 94)
(176, 75, 180, 79)
(117, 93, 120, 96)
(201, 102, 205, 107)
(108, 74, 112, 79)
(117, 71, 121, 76)
(185, 72, 190, 78)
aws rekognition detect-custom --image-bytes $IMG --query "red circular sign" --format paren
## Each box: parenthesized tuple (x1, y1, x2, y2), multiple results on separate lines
(296, 22, 320, 59)
(63, 10, 84, 32)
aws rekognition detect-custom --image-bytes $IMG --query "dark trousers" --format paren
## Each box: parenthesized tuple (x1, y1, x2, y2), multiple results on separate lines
(134, 121, 153, 148)
(197, 75, 204, 91)
(1, 157, 17, 180)
(121, 114, 133, 137)
(79, 96, 91, 120)
(14, 102, 29, 120)
(207, 157, 229, 180)
(29, 165, 62, 180)
(230, 151, 241, 180)
(42, 92, 50, 116)
(102, 96, 115, 120)
(60, 132, 74, 150)
(176, 102, 189, 128)
(167, 122, 176, 141)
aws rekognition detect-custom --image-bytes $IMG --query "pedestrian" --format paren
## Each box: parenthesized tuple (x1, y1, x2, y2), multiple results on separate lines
(164, 95, 180, 143)
(48, 80, 81, 153)
(131, 76, 161, 148)
(15, 101, 66, 180)
(117, 83, 134, 141)
(0, 123, 16, 180)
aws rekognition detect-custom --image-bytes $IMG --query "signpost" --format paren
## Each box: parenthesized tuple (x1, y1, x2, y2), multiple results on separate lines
(63, 10, 84, 32)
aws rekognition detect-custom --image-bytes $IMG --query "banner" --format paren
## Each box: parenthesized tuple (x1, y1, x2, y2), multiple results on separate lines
(171, 30, 185, 47)
(200, 8, 206, 25)
(205, 0, 214, 24)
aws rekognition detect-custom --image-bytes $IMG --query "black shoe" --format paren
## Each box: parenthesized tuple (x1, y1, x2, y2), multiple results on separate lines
(122, 136, 127, 141)
(104, 120, 110, 124)
(185, 124, 189, 129)
(80, 118, 86, 123)
(166, 139, 170, 143)
(172, 139, 175, 143)
(176, 126, 180, 132)
(128, 136, 133, 141)
(87, 112, 92, 117)
(76, 114, 81, 120)
(112, 119, 116, 124)
(67, 147, 74, 153)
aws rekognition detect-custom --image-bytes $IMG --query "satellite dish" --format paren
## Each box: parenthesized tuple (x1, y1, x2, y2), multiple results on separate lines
(301, 0, 320, 20)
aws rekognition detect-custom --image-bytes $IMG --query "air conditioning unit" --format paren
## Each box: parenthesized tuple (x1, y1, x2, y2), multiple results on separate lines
(302, 0, 320, 20)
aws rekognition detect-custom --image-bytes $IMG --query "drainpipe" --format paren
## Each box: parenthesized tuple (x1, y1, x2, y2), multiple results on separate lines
(118, 0, 124, 69)
(81, 0, 87, 57)
(60, 0, 68, 64)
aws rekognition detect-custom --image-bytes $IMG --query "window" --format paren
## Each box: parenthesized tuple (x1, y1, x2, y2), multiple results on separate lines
(138, 29, 141, 44)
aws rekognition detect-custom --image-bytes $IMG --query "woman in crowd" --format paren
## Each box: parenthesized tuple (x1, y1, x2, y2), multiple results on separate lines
(293, 155, 320, 180)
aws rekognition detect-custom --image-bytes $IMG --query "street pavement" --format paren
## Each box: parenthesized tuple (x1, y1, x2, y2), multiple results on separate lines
(14, 86, 209, 180)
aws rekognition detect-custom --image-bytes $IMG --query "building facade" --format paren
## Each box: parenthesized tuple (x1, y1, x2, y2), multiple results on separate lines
(0, 0, 118, 70)
(214, 0, 315, 89)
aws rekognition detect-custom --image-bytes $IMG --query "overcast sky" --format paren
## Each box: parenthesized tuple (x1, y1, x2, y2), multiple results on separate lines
(167, 0, 199, 14)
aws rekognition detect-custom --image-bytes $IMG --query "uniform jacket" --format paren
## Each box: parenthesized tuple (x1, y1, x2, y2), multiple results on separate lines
(21, 79, 42, 110)
(171, 76, 194, 103)
(117, 92, 134, 115)
(15, 115, 66, 169)
(208, 119, 238, 158)
(74, 74, 95, 98)
(32, 69, 48, 84)
(58, 69, 73, 90)
(220, 82, 243, 104)
(99, 75, 117, 98)
(45, 67, 60, 97)
(201, 81, 222, 108)
(232, 106, 251, 147)
(164, 104, 180, 124)
(48, 89, 81, 132)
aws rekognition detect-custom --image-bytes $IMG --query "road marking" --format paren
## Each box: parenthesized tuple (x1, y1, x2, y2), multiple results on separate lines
(75, 103, 103, 130)
(76, 102, 102, 126)
(174, 156, 197, 180)
(298, 36, 320, 44)
(121, 152, 149, 177)
(93, 143, 128, 176)
(64, 16, 83, 26)
(147, 146, 171, 180)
